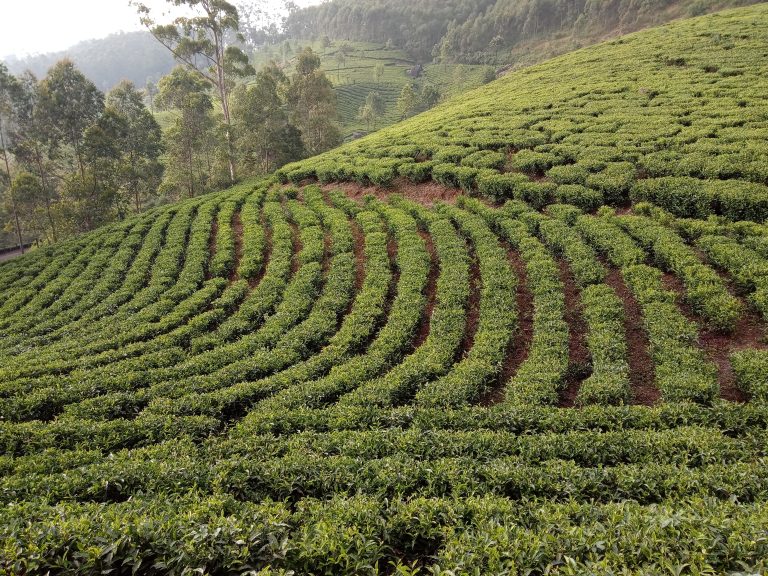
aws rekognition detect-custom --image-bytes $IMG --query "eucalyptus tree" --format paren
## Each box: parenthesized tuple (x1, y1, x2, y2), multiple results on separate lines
(156, 66, 217, 199)
(287, 48, 340, 156)
(37, 60, 104, 181)
(106, 82, 164, 212)
(9, 72, 60, 242)
(0, 63, 24, 251)
(133, 0, 254, 183)
(358, 91, 384, 131)
(231, 63, 303, 175)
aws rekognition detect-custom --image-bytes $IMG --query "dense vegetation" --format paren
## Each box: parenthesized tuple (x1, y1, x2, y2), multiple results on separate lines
(0, 47, 340, 250)
(285, 0, 762, 64)
(251, 38, 495, 138)
(2, 4, 768, 573)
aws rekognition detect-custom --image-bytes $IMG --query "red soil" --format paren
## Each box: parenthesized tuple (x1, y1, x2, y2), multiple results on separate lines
(479, 246, 534, 406)
(558, 259, 591, 408)
(249, 208, 270, 289)
(412, 230, 438, 349)
(321, 178, 463, 207)
(230, 211, 243, 282)
(603, 266, 660, 406)
(660, 272, 759, 403)
(457, 239, 482, 361)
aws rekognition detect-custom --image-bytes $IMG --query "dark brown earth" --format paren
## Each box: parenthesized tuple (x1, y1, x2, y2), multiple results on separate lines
(603, 266, 661, 405)
(479, 246, 534, 406)
(660, 272, 759, 403)
(206, 219, 219, 281)
(558, 259, 591, 408)
(249, 208, 270, 289)
(230, 211, 243, 282)
(457, 239, 482, 361)
(350, 220, 367, 294)
(412, 230, 438, 349)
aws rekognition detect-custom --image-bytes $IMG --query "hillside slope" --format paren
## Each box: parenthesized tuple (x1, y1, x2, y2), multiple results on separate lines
(2, 6, 768, 573)
(286, 0, 762, 63)
(280, 4, 768, 220)
(253, 39, 494, 138)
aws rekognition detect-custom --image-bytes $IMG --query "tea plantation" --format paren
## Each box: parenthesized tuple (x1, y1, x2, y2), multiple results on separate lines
(2, 5, 768, 575)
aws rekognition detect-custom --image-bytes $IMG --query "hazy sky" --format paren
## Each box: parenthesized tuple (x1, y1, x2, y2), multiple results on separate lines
(0, 0, 323, 58)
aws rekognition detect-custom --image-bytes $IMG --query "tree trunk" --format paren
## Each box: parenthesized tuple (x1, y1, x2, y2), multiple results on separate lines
(0, 120, 24, 253)
(187, 136, 195, 199)
(214, 28, 236, 184)
(33, 144, 57, 242)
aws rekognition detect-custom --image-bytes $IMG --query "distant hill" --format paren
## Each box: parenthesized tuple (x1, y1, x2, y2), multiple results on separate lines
(2, 31, 174, 91)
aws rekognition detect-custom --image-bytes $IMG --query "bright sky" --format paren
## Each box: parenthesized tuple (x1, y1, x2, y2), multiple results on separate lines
(0, 0, 323, 58)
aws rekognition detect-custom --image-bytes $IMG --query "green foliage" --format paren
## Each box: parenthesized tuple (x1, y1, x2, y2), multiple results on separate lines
(4, 7, 768, 574)
(731, 349, 768, 402)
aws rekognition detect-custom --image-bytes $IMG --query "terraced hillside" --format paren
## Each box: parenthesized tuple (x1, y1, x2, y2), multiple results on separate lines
(249, 39, 494, 138)
(2, 5, 768, 574)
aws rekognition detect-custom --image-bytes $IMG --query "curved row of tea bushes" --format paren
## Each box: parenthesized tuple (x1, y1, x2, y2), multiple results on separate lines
(576, 214, 719, 403)
(616, 214, 741, 331)
(237, 203, 429, 415)
(338, 200, 470, 408)
(151, 207, 393, 421)
(696, 234, 768, 320)
(415, 205, 517, 407)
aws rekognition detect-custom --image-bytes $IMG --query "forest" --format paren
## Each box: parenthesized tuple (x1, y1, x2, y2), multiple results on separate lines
(0, 38, 339, 250)
(285, 0, 762, 63)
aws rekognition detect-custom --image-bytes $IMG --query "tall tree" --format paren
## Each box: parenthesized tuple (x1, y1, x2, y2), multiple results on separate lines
(287, 48, 340, 156)
(358, 91, 384, 130)
(106, 81, 164, 212)
(133, 0, 254, 183)
(156, 67, 217, 199)
(145, 80, 158, 113)
(0, 63, 24, 252)
(232, 62, 303, 174)
(8, 172, 49, 245)
(396, 83, 417, 120)
(11, 72, 60, 241)
(373, 62, 385, 84)
(38, 60, 104, 181)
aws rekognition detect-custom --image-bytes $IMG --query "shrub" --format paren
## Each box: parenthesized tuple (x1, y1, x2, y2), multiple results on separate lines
(554, 184, 604, 212)
(433, 145, 478, 164)
(477, 172, 529, 201)
(548, 164, 589, 185)
(631, 177, 711, 219)
(731, 349, 768, 402)
(432, 163, 479, 191)
(585, 162, 636, 205)
(398, 161, 435, 183)
(513, 181, 557, 209)
(510, 150, 559, 174)
(460, 150, 506, 170)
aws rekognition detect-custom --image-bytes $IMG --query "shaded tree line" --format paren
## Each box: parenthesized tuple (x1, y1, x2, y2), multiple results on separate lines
(0, 46, 339, 249)
(0, 61, 163, 248)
